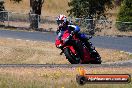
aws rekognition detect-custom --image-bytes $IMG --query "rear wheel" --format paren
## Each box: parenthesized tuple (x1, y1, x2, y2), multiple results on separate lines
(64, 47, 80, 64)
(90, 50, 102, 64)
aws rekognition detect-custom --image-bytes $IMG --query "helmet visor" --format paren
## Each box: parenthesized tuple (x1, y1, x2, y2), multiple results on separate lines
(56, 20, 64, 25)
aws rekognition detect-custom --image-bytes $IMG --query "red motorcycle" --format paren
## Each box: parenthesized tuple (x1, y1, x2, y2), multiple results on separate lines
(55, 30, 101, 64)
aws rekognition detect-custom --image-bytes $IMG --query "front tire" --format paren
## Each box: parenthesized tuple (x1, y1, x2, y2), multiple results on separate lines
(64, 47, 80, 64)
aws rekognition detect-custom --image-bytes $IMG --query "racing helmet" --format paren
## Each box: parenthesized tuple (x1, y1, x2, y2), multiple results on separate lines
(56, 14, 67, 25)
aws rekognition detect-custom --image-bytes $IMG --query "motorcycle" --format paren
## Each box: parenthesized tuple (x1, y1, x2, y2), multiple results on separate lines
(55, 30, 101, 64)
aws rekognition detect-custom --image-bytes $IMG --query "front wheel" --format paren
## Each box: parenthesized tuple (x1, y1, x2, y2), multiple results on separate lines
(64, 47, 80, 64)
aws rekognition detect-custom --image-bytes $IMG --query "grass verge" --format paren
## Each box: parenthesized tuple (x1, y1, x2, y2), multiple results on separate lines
(0, 67, 131, 88)
(0, 37, 132, 64)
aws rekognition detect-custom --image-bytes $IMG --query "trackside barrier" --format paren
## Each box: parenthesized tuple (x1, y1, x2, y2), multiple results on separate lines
(0, 11, 131, 32)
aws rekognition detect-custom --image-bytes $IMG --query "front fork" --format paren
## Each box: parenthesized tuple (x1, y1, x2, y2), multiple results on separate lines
(60, 50, 64, 55)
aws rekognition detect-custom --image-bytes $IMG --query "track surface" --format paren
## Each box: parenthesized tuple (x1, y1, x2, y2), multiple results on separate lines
(0, 29, 132, 52)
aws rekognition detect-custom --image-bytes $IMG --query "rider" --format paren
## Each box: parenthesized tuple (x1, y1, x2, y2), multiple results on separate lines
(56, 14, 90, 60)
(56, 14, 79, 40)
(56, 14, 91, 48)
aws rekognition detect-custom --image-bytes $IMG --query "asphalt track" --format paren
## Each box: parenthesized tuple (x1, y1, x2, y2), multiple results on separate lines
(0, 29, 132, 67)
(0, 29, 132, 53)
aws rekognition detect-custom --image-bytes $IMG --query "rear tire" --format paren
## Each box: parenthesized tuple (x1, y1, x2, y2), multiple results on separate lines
(90, 50, 102, 64)
(64, 48, 80, 64)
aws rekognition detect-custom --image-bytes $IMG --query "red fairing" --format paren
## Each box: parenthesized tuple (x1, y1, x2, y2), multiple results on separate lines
(61, 30, 71, 41)
(55, 30, 70, 47)
(55, 30, 76, 54)
(55, 37, 62, 46)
